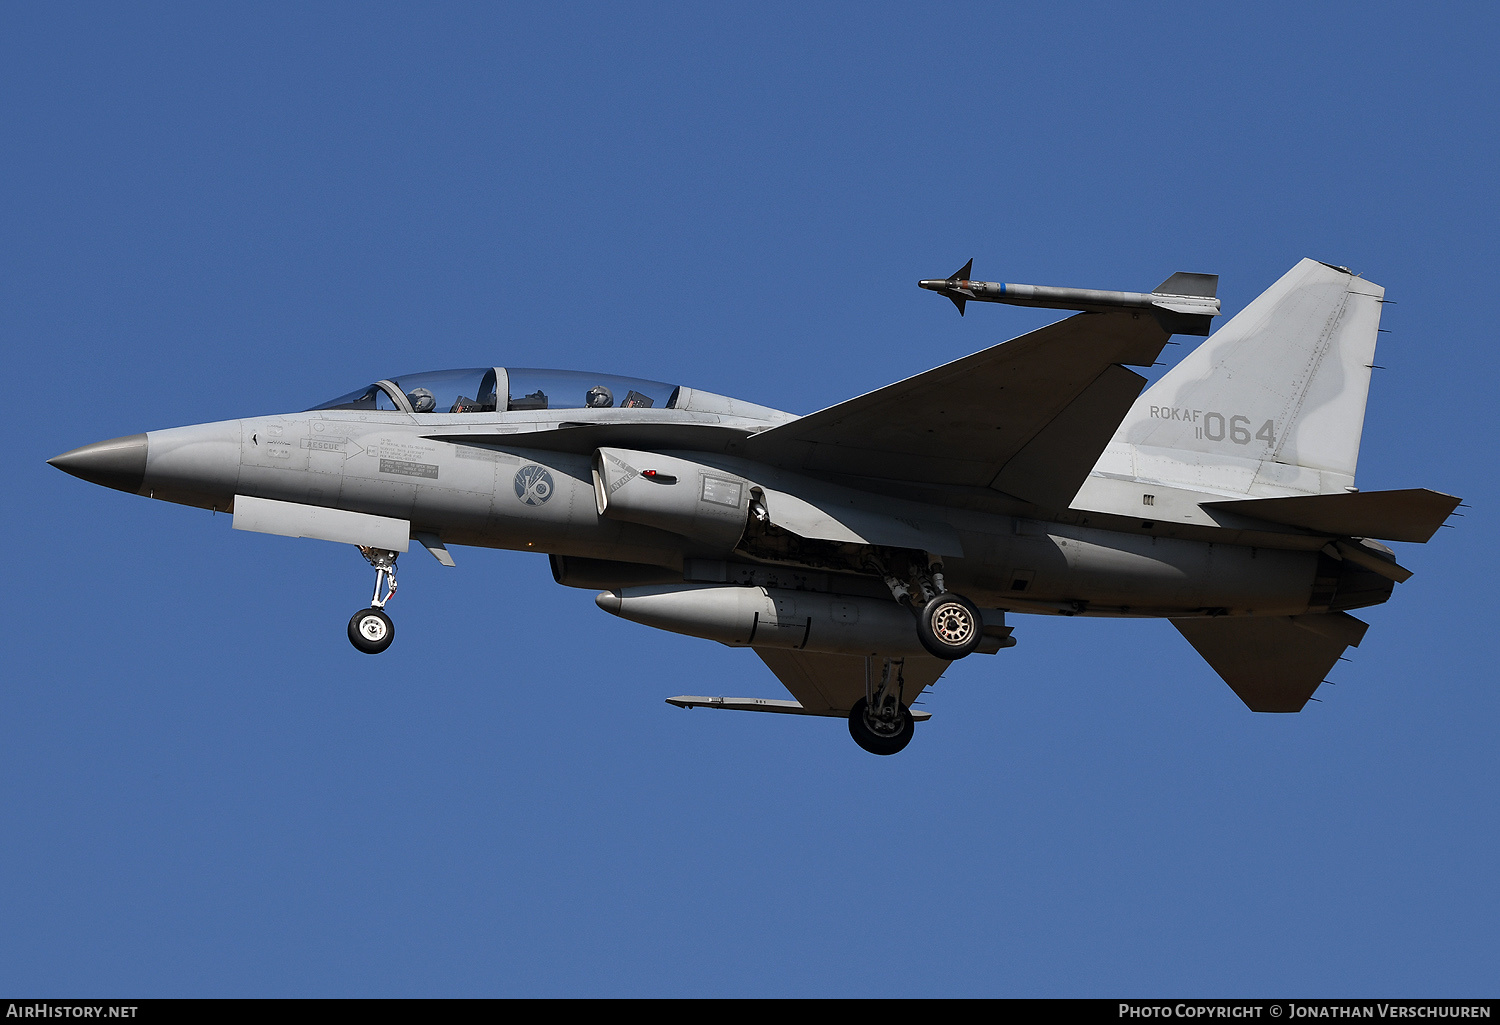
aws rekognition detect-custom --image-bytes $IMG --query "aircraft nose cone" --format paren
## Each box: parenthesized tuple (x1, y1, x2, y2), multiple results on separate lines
(48, 433, 148, 494)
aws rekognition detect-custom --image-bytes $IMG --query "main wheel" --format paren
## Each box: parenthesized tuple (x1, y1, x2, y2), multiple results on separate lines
(848, 697, 915, 756)
(916, 592, 983, 660)
(348, 607, 395, 654)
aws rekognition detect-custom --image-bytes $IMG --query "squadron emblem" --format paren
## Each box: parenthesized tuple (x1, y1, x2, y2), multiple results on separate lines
(514, 464, 554, 506)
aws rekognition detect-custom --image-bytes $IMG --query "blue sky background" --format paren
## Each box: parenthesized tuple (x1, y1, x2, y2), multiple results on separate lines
(2, 3, 1496, 997)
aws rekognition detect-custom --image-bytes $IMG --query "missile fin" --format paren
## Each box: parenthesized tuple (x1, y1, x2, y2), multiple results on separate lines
(1154, 272, 1218, 298)
(949, 259, 973, 283)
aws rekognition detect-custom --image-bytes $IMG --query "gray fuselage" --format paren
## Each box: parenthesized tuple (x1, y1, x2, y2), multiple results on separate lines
(123, 398, 1382, 622)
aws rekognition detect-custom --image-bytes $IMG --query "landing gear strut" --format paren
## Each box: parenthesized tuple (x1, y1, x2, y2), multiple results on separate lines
(348, 547, 399, 654)
(848, 657, 915, 755)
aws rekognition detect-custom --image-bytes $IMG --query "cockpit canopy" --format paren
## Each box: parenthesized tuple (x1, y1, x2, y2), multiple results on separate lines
(310, 368, 680, 415)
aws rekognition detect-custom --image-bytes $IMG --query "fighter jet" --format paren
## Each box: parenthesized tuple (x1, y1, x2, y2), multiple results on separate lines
(49, 258, 1460, 754)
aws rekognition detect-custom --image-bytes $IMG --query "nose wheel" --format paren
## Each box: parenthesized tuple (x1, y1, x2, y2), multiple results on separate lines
(349, 607, 395, 654)
(348, 547, 399, 654)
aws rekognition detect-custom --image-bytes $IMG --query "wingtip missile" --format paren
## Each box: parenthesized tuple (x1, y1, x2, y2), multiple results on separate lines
(919, 261, 1221, 334)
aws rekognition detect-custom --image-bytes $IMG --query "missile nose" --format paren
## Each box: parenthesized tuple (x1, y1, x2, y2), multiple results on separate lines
(918, 279, 946, 290)
(48, 433, 148, 494)
(595, 590, 623, 615)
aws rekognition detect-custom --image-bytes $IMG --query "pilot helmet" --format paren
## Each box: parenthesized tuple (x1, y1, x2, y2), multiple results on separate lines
(586, 385, 614, 408)
(407, 388, 436, 413)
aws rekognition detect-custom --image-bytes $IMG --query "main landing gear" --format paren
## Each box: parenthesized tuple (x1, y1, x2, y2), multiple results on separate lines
(916, 591, 983, 661)
(849, 657, 915, 755)
(876, 558, 984, 662)
(348, 547, 399, 654)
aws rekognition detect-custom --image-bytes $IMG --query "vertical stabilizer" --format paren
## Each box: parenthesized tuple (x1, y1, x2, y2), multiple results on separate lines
(1094, 259, 1384, 498)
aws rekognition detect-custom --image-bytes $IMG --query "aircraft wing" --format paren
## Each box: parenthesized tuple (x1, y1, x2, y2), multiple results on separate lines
(741, 311, 1171, 509)
(753, 649, 951, 715)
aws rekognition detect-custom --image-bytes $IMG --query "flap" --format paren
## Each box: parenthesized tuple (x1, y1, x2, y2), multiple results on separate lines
(988, 364, 1149, 510)
(741, 311, 1169, 508)
(754, 649, 951, 715)
(1171, 612, 1368, 712)
(1203, 488, 1461, 543)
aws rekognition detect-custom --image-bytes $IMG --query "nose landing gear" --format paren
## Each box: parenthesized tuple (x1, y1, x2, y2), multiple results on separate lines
(348, 547, 399, 654)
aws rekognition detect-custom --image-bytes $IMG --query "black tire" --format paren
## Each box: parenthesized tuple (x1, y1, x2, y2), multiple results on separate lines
(848, 697, 915, 756)
(348, 607, 395, 654)
(916, 592, 983, 660)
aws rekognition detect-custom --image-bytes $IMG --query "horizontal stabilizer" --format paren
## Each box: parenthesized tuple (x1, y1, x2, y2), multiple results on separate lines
(665, 695, 931, 720)
(1203, 488, 1461, 543)
(1172, 612, 1369, 712)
